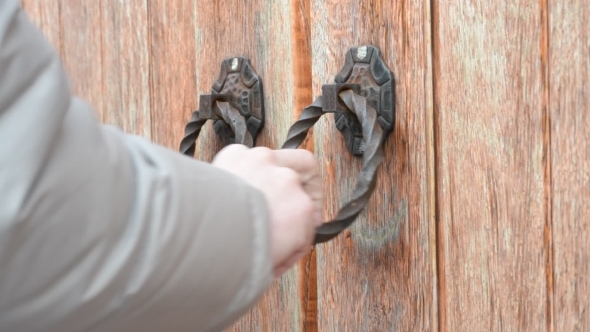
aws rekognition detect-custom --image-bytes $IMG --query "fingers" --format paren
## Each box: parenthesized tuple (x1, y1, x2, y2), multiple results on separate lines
(271, 149, 317, 181)
(271, 165, 319, 239)
(218, 146, 317, 180)
(214, 145, 323, 227)
(271, 149, 323, 221)
(211, 143, 249, 164)
(210, 144, 323, 277)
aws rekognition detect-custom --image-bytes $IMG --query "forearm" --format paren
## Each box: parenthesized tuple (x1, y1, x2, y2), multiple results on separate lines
(0, 1, 272, 331)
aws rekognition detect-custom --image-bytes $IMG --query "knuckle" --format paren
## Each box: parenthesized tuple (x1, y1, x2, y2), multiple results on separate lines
(275, 167, 300, 186)
(250, 147, 275, 164)
(224, 143, 249, 153)
(300, 150, 317, 168)
(214, 144, 246, 159)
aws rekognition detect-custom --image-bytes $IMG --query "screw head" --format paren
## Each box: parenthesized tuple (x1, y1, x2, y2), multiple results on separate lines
(356, 46, 367, 60)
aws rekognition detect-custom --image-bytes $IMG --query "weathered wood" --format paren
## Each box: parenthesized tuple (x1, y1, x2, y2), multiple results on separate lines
(434, 1, 548, 330)
(25, 0, 152, 135)
(549, 1, 590, 330)
(59, 1, 106, 121)
(25, 1, 590, 331)
(184, 1, 304, 331)
(148, 0, 198, 149)
(101, 0, 151, 137)
(310, 0, 437, 330)
(290, 0, 317, 330)
(25, 1, 304, 330)
(23, 1, 105, 121)
(541, 2, 553, 330)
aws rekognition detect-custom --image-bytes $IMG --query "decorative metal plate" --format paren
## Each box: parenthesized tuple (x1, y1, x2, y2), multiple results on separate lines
(333, 45, 395, 155)
(209, 57, 265, 145)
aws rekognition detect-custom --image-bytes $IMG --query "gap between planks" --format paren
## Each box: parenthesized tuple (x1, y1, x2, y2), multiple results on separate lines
(540, 0, 554, 330)
(290, 0, 317, 331)
(429, 0, 445, 331)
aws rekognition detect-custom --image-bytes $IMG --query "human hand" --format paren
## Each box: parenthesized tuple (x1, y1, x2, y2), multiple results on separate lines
(212, 145, 323, 277)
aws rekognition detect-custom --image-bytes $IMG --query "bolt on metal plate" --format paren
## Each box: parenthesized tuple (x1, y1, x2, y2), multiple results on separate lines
(331, 45, 395, 155)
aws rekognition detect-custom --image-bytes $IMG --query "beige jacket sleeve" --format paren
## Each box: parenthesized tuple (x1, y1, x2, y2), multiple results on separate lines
(0, 1, 273, 331)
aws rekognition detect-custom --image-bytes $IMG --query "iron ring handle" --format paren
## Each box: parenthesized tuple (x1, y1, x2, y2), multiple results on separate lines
(281, 89, 386, 244)
(179, 100, 254, 157)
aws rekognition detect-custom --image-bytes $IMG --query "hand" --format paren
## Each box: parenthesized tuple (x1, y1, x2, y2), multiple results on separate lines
(212, 144, 323, 277)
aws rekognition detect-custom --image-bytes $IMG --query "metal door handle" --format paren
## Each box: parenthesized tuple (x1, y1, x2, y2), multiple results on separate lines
(179, 57, 264, 156)
(282, 45, 396, 244)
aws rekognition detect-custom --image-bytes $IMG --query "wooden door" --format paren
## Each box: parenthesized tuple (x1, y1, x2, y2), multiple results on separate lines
(22, 0, 589, 331)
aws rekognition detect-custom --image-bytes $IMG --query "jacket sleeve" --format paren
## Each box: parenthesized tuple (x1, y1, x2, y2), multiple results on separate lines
(0, 1, 273, 331)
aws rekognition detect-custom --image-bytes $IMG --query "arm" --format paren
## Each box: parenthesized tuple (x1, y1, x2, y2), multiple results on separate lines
(0, 1, 273, 331)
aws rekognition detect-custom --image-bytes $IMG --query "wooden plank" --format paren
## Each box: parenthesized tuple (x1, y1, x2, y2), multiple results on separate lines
(101, 0, 151, 137)
(148, 0, 198, 149)
(23, 0, 149, 136)
(290, 0, 317, 330)
(209, 1, 304, 330)
(22, 1, 104, 120)
(434, 1, 548, 330)
(58, 1, 106, 120)
(549, 1, 590, 330)
(149, 0, 303, 331)
(310, 0, 437, 330)
(21, 0, 61, 52)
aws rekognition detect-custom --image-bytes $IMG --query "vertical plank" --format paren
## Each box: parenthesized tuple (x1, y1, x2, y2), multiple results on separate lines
(24, 0, 143, 137)
(149, 0, 197, 149)
(549, 1, 590, 330)
(23, 1, 105, 120)
(191, 0, 296, 160)
(202, 1, 303, 330)
(59, 1, 106, 120)
(101, 0, 151, 137)
(311, 0, 437, 330)
(434, 1, 547, 330)
(149, 0, 301, 330)
(291, 0, 317, 330)
(541, 1, 552, 330)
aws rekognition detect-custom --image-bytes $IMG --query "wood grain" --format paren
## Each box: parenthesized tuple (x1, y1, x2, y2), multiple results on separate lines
(310, 0, 437, 330)
(59, 1, 106, 121)
(434, 1, 548, 330)
(290, 0, 318, 331)
(148, 0, 197, 149)
(101, 0, 151, 137)
(25, 1, 590, 330)
(23, 0, 151, 137)
(549, 1, 590, 330)
(23, 1, 105, 121)
(184, 1, 304, 331)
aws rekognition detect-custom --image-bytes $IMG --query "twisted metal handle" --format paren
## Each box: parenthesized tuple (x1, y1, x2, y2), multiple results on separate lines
(282, 89, 385, 244)
(179, 101, 254, 157)
(179, 111, 208, 157)
(216, 101, 253, 147)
